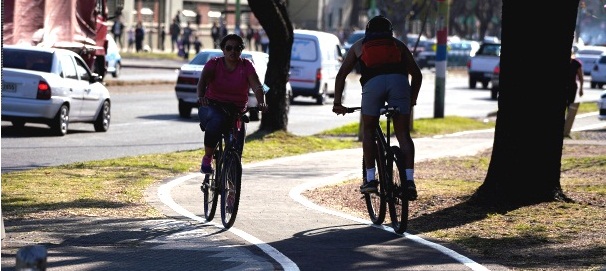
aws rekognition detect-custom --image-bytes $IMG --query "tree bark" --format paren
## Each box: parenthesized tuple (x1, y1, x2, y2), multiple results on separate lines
(249, 0, 293, 132)
(471, 0, 580, 206)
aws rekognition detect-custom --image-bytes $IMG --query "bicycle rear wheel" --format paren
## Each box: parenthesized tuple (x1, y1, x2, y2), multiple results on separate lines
(220, 151, 242, 229)
(362, 140, 386, 225)
(387, 146, 409, 234)
(202, 150, 220, 221)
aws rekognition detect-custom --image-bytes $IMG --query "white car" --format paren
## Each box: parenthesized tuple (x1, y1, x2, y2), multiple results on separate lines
(598, 90, 606, 120)
(590, 54, 606, 89)
(575, 46, 606, 75)
(174, 48, 292, 121)
(105, 34, 122, 78)
(1, 45, 111, 136)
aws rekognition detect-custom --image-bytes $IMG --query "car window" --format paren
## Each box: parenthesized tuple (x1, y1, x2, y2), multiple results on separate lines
(292, 38, 318, 61)
(189, 51, 223, 65)
(59, 54, 78, 79)
(74, 57, 91, 81)
(477, 44, 501, 56)
(346, 32, 365, 44)
(577, 49, 605, 55)
(3, 49, 52, 72)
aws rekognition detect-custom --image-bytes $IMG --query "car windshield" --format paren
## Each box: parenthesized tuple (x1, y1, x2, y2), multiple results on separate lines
(3, 49, 53, 72)
(189, 51, 254, 65)
(477, 43, 501, 56)
(577, 49, 605, 55)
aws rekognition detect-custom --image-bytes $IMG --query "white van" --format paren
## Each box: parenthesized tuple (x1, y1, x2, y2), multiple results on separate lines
(290, 29, 344, 105)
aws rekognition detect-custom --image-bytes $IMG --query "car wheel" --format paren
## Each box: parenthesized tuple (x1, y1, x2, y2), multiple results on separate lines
(482, 80, 489, 89)
(50, 104, 69, 136)
(316, 85, 328, 105)
(94, 100, 111, 132)
(112, 62, 121, 78)
(491, 87, 499, 100)
(249, 110, 259, 121)
(179, 100, 192, 118)
(469, 78, 476, 89)
(11, 120, 25, 129)
(591, 82, 597, 89)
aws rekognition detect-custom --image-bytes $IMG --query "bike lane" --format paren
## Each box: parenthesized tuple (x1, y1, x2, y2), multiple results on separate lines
(160, 129, 511, 271)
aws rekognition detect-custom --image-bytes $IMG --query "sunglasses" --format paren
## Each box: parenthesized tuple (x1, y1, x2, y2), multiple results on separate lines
(224, 45, 243, 52)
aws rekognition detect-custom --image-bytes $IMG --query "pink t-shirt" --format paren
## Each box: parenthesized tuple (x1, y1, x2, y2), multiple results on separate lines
(204, 57, 256, 109)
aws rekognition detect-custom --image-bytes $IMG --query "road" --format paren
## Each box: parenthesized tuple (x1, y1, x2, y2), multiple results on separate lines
(1, 66, 603, 173)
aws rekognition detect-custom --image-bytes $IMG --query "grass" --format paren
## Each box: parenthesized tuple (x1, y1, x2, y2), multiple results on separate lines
(1, 98, 602, 270)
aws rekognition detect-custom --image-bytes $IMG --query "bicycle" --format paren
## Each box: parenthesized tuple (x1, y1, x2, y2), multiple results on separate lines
(200, 105, 259, 229)
(345, 105, 409, 234)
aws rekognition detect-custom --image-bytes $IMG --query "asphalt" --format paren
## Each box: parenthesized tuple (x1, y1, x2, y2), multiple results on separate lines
(2, 58, 605, 271)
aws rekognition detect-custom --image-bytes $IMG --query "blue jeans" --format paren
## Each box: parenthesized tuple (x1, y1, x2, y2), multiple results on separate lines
(199, 105, 245, 155)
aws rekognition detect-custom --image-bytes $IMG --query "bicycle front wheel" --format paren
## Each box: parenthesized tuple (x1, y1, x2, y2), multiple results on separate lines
(220, 151, 242, 229)
(202, 152, 220, 221)
(388, 146, 409, 234)
(362, 140, 387, 225)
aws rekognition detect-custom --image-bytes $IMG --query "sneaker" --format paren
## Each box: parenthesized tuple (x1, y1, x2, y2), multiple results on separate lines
(360, 180, 379, 193)
(403, 180, 418, 201)
(200, 155, 213, 174)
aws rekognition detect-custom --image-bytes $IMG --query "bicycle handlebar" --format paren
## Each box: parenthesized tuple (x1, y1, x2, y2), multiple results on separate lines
(343, 105, 400, 115)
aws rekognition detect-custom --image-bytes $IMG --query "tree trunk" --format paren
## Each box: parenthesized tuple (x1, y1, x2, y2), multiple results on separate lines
(249, 0, 293, 133)
(471, 0, 580, 206)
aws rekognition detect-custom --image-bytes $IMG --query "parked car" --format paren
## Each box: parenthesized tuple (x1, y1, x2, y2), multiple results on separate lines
(105, 34, 122, 78)
(598, 89, 606, 120)
(467, 42, 501, 89)
(290, 29, 344, 105)
(590, 54, 606, 89)
(448, 39, 480, 67)
(1, 45, 111, 136)
(174, 49, 292, 121)
(575, 46, 606, 75)
(415, 39, 438, 69)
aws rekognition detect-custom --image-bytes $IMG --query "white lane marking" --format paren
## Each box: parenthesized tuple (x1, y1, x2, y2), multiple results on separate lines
(290, 170, 491, 271)
(158, 174, 300, 271)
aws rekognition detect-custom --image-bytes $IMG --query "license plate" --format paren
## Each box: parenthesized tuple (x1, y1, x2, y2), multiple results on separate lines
(484, 73, 493, 78)
(3, 82, 17, 93)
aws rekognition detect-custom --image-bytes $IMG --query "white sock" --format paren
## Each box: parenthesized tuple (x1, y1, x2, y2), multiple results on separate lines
(366, 167, 376, 181)
(405, 169, 414, 181)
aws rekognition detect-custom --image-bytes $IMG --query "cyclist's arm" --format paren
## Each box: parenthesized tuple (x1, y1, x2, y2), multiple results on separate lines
(333, 40, 361, 115)
(401, 44, 422, 106)
(246, 71, 268, 112)
(197, 59, 216, 105)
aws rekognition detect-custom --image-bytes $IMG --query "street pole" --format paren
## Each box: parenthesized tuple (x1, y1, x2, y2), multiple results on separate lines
(235, 0, 241, 36)
(434, 0, 448, 118)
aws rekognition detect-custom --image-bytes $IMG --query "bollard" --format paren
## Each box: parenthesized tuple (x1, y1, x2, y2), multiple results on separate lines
(563, 102, 580, 137)
(16, 245, 47, 271)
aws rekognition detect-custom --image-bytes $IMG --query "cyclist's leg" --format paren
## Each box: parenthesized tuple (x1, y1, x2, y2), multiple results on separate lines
(202, 106, 228, 172)
(387, 74, 417, 200)
(361, 76, 387, 182)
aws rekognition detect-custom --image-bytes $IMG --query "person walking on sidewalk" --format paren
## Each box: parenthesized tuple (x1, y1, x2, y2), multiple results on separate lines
(566, 54, 584, 108)
(196, 34, 268, 174)
(332, 15, 422, 199)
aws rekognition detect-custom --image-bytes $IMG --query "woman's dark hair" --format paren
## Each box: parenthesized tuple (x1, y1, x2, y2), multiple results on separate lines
(220, 34, 245, 50)
(365, 15, 393, 34)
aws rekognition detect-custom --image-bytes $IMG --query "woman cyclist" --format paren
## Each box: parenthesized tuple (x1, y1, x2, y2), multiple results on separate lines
(197, 34, 268, 174)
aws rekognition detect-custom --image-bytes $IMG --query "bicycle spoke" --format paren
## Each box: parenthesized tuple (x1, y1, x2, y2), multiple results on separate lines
(221, 152, 242, 229)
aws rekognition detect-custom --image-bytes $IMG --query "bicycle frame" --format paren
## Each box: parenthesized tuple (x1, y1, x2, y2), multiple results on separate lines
(346, 105, 409, 233)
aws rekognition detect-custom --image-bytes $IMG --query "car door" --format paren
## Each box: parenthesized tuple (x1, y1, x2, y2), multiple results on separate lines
(58, 53, 85, 120)
(74, 56, 101, 120)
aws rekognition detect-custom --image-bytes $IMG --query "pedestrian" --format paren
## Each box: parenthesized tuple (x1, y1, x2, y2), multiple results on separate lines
(259, 29, 269, 53)
(111, 17, 125, 48)
(135, 21, 145, 53)
(127, 27, 135, 52)
(196, 34, 268, 174)
(159, 24, 166, 51)
(332, 15, 422, 199)
(245, 24, 254, 48)
(170, 18, 181, 52)
(253, 29, 260, 51)
(182, 22, 193, 59)
(211, 22, 220, 48)
(194, 36, 202, 54)
(566, 54, 584, 108)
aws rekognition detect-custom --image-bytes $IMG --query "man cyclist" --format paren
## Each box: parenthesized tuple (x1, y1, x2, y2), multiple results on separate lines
(197, 34, 268, 174)
(332, 15, 422, 200)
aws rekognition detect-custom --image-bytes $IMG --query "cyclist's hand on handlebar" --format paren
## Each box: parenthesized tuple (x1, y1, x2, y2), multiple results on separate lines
(258, 102, 268, 112)
(333, 104, 347, 115)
